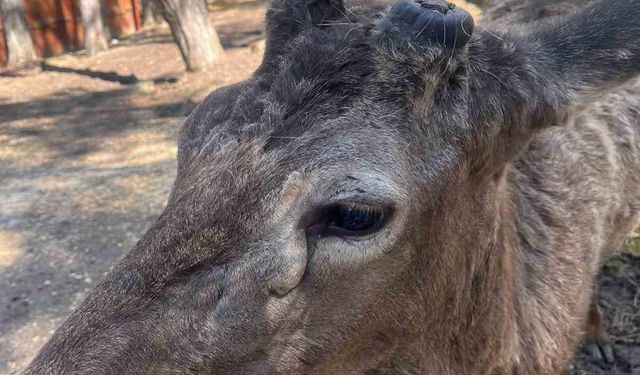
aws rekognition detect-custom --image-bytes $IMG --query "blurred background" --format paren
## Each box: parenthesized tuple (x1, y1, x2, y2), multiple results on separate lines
(0, 0, 637, 374)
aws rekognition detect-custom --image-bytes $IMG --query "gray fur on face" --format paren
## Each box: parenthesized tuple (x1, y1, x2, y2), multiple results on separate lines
(24, 0, 640, 374)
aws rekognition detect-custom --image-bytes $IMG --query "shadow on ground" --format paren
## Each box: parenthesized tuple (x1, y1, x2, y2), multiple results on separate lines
(0, 84, 186, 374)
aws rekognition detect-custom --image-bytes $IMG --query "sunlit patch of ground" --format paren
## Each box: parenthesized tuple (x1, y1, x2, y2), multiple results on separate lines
(80, 129, 178, 169)
(0, 231, 23, 267)
(451, 0, 483, 20)
(0, 314, 64, 374)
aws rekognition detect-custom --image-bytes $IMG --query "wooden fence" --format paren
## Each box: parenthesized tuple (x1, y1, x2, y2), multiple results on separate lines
(0, 0, 141, 67)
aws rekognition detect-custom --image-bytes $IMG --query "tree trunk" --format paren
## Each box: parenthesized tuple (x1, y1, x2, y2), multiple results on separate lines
(142, 0, 162, 27)
(156, 0, 223, 71)
(79, 0, 109, 55)
(0, 0, 37, 66)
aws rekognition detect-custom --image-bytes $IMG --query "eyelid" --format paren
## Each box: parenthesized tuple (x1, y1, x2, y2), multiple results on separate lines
(325, 213, 386, 238)
(299, 200, 393, 236)
(299, 200, 379, 228)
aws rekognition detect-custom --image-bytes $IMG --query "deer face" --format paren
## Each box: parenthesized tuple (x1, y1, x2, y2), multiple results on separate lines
(24, 0, 640, 373)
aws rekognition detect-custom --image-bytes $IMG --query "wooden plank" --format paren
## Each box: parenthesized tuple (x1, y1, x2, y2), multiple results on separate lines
(0, 15, 7, 67)
(104, 0, 139, 37)
(131, 0, 141, 30)
(22, 0, 85, 57)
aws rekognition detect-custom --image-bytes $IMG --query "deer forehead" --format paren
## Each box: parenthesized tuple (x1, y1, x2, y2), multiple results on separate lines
(179, 24, 453, 161)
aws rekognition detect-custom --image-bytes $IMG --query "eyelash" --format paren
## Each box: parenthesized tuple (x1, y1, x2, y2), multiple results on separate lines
(307, 202, 389, 238)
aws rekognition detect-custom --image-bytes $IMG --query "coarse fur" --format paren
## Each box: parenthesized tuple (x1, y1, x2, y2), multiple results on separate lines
(23, 0, 640, 374)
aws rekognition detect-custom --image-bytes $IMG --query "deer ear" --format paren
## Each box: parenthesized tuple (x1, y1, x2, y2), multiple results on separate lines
(266, 0, 346, 33)
(307, 0, 347, 26)
(261, 0, 347, 71)
(464, 0, 640, 174)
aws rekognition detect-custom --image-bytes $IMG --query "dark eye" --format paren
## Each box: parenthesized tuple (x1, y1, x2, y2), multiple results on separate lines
(319, 202, 388, 237)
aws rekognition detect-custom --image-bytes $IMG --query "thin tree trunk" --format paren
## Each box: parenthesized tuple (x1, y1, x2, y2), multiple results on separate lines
(79, 0, 109, 55)
(0, 0, 37, 66)
(156, 0, 223, 71)
(142, 0, 162, 27)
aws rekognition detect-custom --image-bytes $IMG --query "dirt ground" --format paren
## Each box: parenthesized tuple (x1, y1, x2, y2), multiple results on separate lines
(0, 1, 637, 374)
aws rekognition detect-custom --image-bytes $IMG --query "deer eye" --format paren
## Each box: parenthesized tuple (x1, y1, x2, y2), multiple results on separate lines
(322, 202, 388, 237)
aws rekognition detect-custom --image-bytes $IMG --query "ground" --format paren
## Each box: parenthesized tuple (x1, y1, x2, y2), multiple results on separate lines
(0, 1, 637, 374)
(569, 252, 640, 375)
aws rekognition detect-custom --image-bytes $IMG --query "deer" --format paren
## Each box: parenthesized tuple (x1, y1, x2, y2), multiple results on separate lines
(22, 0, 640, 373)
